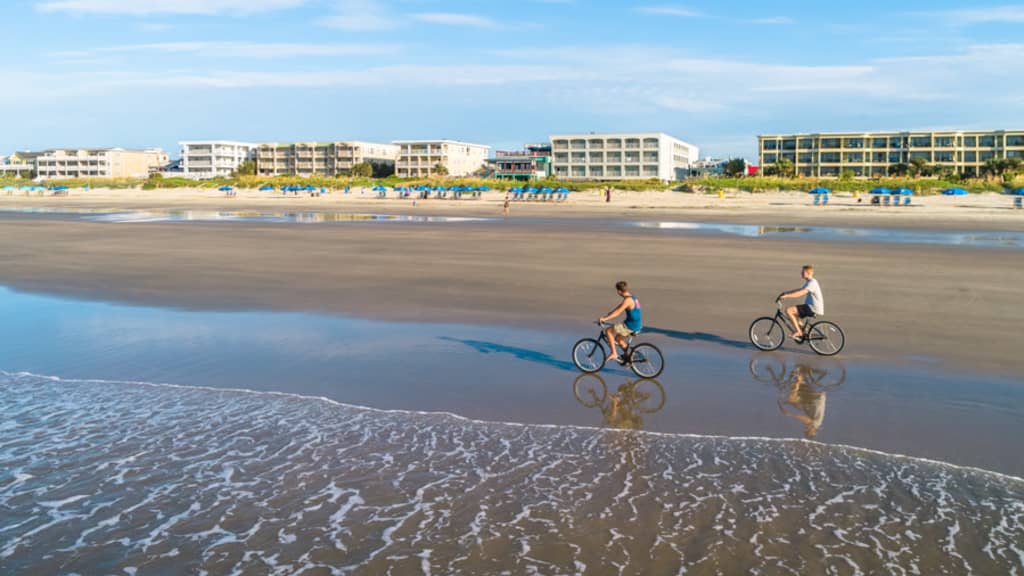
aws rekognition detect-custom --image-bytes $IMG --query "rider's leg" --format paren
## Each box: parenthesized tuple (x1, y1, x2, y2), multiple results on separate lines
(785, 306, 803, 339)
(605, 327, 620, 360)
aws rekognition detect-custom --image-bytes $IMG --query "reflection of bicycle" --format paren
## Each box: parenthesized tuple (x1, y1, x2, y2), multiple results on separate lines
(573, 374, 666, 429)
(748, 354, 846, 390)
(749, 301, 845, 356)
(572, 322, 665, 378)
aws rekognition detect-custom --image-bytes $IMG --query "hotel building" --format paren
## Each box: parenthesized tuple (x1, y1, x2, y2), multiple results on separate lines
(487, 143, 552, 181)
(255, 141, 399, 177)
(35, 148, 168, 180)
(394, 140, 491, 178)
(758, 130, 1024, 178)
(549, 133, 699, 181)
(180, 141, 257, 179)
(0, 152, 42, 177)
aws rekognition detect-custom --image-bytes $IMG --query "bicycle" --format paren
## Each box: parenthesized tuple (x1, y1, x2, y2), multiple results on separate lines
(748, 301, 845, 356)
(572, 374, 666, 430)
(572, 322, 665, 378)
(748, 354, 846, 390)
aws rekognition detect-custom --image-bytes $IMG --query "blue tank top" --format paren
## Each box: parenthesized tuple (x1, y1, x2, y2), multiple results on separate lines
(624, 295, 643, 332)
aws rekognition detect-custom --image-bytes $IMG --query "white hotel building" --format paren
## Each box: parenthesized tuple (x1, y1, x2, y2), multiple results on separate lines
(180, 141, 257, 179)
(394, 140, 491, 178)
(550, 133, 699, 181)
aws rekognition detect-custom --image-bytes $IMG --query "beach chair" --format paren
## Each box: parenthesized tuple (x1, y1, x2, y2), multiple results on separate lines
(813, 195, 821, 206)
(883, 195, 891, 206)
(822, 194, 830, 205)
(903, 196, 911, 206)
(1015, 197, 1022, 209)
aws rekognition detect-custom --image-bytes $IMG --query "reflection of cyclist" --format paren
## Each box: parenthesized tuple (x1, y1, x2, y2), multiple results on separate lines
(778, 365, 826, 439)
(777, 265, 824, 341)
(598, 281, 643, 365)
(604, 383, 645, 429)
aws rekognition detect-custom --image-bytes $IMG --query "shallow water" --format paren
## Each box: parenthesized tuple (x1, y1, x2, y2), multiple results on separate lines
(0, 206, 489, 224)
(2, 372, 1022, 575)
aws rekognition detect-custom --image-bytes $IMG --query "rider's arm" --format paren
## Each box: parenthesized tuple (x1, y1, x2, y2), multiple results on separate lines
(779, 287, 809, 300)
(599, 298, 630, 323)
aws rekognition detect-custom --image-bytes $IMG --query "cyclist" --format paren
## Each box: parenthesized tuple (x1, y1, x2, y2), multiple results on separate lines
(598, 281, 643, 365)
(777, 265, 824, 341)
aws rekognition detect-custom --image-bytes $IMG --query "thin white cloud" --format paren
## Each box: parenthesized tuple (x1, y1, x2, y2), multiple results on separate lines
(933, 5, 1024, 25)
(636, 5, 701, 17)
(50, 42, 401, 60)
(36, 0, 306, 15)
(749, 16, 793, 25)
(410, 12, 499, 28)
(320, 0, 396, 31)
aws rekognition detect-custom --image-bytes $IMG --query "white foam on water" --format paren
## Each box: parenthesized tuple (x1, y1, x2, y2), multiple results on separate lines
(1, 370, 1023, 575)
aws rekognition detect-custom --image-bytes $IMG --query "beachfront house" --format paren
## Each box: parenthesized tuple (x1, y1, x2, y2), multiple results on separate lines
(487, 143, 552, 181)
(758, 130, 1024, 178)
(394, 140, 491, 178)
(35, 148, 168, 180)
(0, 152, 40, 177)
(549, 133, 699, 182)
(179, 141, 257, 179)
(255, 141, 399, 177)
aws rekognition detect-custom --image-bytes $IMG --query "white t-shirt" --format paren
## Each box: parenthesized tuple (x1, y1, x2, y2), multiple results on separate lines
(803, 278, 825, 315)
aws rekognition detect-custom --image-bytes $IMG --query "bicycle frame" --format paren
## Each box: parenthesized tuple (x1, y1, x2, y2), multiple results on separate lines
(596, 322, 637, 356)
(773, 303, 815, 343)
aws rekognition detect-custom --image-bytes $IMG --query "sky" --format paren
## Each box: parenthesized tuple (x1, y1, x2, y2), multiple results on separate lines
(1, 0, 1023, 161)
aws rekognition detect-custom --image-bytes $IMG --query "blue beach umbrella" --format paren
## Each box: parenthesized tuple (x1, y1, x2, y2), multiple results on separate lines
(808, 187, 831, 195)
(869, 187, 892, 195)
(942, 188, 969, 196)
(478, 186, 491, 191)
(259, 185, 275, 191)
(1008, 188, 1024, 196)
(219, 185, 234, 191)
(892, 187, 914, 196)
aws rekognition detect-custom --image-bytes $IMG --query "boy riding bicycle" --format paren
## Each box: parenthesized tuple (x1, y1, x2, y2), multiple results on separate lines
(598, 281, 643, 364)
(777, 265, 825, 341)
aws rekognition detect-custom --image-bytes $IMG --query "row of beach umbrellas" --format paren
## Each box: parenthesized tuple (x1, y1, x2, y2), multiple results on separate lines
(510, 187, 570, 194)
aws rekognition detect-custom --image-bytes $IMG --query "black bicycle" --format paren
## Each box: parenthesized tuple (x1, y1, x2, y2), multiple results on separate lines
(572, 322, 665, 378)
(749, 301, 845, 356)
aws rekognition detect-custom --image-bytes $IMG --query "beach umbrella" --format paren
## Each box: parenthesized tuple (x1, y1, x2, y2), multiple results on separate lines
(433, 186, 446, 191)
(525, 187, 538, 193)
(1009, 188, 1024, 196)
(869, 187, 892, 195)
(555, 187, 569, 193)
(219, 185, 234, 191)
(808, 187, 831, 195)
(259, 185, 275, 191)
(942, 188, 969, 196)
(478, 186, 491, 191)
(892, 187, 914, 196)
(2, 186, 14, 191)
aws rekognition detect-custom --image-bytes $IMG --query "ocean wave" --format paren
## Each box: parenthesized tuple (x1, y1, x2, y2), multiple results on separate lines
(2, 371, 1023, 575)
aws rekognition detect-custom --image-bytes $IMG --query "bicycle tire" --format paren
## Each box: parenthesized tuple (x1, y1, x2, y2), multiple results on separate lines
(572, 338, 606, 373)
(573, 373, 607, 407)
(629, 343, 664, 378)
(632, 379, 667, 413)
(807, 321, 845, 356)
(749, 354, 786, 385)
(749, 317, 785, 351)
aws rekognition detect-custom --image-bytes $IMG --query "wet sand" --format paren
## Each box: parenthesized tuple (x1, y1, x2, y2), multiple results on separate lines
(0, 213, 1023, 375)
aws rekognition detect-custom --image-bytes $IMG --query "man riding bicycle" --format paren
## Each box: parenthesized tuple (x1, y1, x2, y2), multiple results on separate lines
(777, 265, 824, 341)
(598, 281, 643, 364)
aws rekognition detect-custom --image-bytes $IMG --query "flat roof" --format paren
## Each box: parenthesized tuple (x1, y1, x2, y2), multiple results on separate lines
(392, 139, 490, 147)
(759, 129, 1024, 138)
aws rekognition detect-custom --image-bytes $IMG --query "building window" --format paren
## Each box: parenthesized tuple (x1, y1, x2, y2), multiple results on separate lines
(570, 139, 586, 150)
(782, 139, 796, 150)
(820, 153, 840, 163)
(872, 153, 886, 163)
(910, 151, 931, 160)
(820, 167, 839, 176)
(763, 140, 778, 150)
(935, 137, 954, 148)
(964, 151, 977, 162)
(963, 136, 977, 147)
(821, 138, 841, 149)
(889, 152, 903, 163)
(910, 136, 931, 147)
(980, 151, 995, 161)
(590, 166, 604, 177)
(980, 136, 996, 147)
(1007, 135, 1024, 146)
(798, 138, 814, 149)
(798, 153, 813, 163)
(763, 153, 778, 164)
(1009, 150, 1024, 158)
(606, 139, 622, 149)
(935, 152, 954, 162)
(872, 138, 888, 148)
(890, 137, 903, 149)
(844, 138, 864, 148)
(589, 140, 604, 149)
(844, 152, 864, 162)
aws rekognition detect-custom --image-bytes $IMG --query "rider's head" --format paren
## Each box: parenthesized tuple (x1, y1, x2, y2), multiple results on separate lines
(801, 265, 814, 280)
(615, 280, 629, 295)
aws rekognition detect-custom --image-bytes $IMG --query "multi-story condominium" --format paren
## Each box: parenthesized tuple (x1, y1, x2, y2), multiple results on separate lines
(487, 143, 552, 181)
(35, 148, 168, 180)
(180, 141, 256, 179)
(759, 130, 1024, 178)
(255, 141, 399, 177)
(0, 151, 41, 177)
(549, 133, 699, 181)
(394, 140, 491, 178)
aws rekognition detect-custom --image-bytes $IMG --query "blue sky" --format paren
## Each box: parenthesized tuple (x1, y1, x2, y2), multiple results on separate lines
(2, 0, 1023, 161)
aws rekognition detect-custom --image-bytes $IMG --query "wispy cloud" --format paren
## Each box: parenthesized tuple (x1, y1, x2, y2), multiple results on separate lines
(636, 5, 701, 17)
(50, 42, 401, 60)
(749, 16, 793, 25)
(931, 5, 1024, 25)
(36, 0, 306, 15)
(320, 0, 396, 31)
(410, 12, 499, 28)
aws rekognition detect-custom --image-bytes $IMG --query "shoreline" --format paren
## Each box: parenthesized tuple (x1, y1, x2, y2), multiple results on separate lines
(1, 213, 1022, 376)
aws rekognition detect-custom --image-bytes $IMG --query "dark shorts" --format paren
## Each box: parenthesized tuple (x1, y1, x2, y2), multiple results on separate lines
(796, 304, 817, 319)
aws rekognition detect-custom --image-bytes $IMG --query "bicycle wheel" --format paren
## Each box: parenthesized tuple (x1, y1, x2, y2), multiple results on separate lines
(632, 379, 666, 413)
(572, 338, 606, 373)
(807, 321, 845, 356)
(749, 354, 786, 385)
(629, 343, 664, 378)
(573, 373, 607, 407)
(749, 317, 784, 351)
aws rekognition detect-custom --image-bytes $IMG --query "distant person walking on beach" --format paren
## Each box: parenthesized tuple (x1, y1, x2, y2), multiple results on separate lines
(597, 281, 643, 365)
(503, 192, 511, 218)
(777, 265, 825, 341)
(605, 186, 612, 203)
